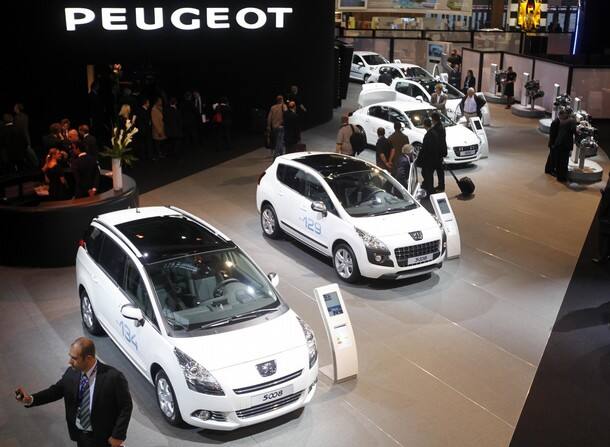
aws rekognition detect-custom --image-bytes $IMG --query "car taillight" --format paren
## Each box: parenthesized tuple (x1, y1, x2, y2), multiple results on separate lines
(257, 171, 266, 185)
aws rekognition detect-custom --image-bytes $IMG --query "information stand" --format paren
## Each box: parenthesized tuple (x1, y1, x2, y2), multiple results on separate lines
(313, 284, 358, 383)
(468, 116, 489, 158)
(430, 193, 461, 259)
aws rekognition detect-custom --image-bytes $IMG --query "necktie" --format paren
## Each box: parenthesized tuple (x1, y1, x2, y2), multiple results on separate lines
(78, 374, 92, 431)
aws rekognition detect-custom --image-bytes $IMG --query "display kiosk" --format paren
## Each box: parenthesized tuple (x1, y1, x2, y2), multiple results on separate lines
(484, 63, 505, 103)
(430, 193, 461, 259)
(314, 284, 358, 383)
(468, 116, 489, 158)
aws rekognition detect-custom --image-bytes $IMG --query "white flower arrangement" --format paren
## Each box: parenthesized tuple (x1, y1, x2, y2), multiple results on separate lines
(101, 119, 139, 166)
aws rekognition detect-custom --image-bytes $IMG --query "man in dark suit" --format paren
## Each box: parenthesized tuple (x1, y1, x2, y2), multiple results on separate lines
(593, 172, 610, 264)
(430, 111, 447, 192)
(417, 117, 442, 196)
(72, 144, 100, 198)
(15, 337, 132, 447)
(0, 113, 28, 174)
(79, 125, 99, 160)
(134, 98, 153, 160)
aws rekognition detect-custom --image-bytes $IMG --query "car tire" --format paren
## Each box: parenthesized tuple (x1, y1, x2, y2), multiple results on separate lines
(155, 370, 184, 427)
(80, 290, 104, 335)
(261, 204, 282, 239)
(333, 243, 361, 283)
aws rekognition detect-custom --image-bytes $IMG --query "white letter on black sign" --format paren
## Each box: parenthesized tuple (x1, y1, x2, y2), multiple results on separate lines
(135, 8, 164, 30)
(267, 8, 293, 28)
(102, 8, 128, 30)
(236, 8, 267, 30)
(206, 8, 230, 29)
(171, 8, 201, 30)
(65, 8, 95, 31)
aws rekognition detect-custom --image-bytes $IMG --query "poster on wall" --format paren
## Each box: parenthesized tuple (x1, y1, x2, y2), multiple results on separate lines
(338, 0, 472, 14)
(338, 0, 368, 9)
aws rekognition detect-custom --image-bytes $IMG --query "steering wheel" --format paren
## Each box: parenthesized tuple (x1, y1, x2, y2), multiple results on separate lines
(363, 189, 385, 203)
(212, 278, 240, 298)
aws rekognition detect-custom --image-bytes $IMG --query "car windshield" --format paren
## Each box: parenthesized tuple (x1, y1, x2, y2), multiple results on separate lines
(145, 248, 280, 332)
(363, 54, 389, 65)
(420, 81, 463, 100)
(324, 168, 418, 217)
(403, 67, 434, 80)
(406, 109, 455, 129)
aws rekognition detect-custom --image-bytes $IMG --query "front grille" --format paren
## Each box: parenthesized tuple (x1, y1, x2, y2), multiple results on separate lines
(395, 240, 440, 267)
(210, 411, 226, 422)
(236, 391, 303, 419)
(453, 144, 478, 157)
(233, 370, 303, 395)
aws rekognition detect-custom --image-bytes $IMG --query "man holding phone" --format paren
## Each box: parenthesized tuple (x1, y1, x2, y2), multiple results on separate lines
(15, 337, 132, 447)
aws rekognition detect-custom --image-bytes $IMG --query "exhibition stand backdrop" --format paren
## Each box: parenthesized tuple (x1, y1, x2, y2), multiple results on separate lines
(462, 48, 610, 119)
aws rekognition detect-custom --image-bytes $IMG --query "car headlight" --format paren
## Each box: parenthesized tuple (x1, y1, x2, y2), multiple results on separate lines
(174, 348, 224, 395)
(297, 317, 317, 368)
(355, 228, 388, 252)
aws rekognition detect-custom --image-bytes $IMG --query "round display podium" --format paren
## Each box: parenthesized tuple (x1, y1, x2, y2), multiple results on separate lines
(0, 172, 138, 267)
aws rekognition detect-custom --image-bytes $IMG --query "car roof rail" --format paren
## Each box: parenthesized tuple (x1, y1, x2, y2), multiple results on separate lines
(92, 218, 143, 258)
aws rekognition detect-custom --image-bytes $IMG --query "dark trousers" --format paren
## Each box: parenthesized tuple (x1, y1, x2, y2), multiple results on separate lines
(545, 146, 557, 175)
(75, 431, 108, 447)
(435, 165, 445, 191)
(421, 167, 435, 194)
(555, 147, 571, 181)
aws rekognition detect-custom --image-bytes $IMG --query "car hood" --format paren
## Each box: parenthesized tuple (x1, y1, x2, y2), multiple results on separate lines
(352, 205, 439, 238)
(172, 310, 306, 372)
(445, 125, 479, 146)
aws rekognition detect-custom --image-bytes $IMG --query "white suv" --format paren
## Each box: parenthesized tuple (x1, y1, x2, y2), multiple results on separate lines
(350, 51, 389, 82)
(256, 153, 446, 282)
(76, 206, 318, 430)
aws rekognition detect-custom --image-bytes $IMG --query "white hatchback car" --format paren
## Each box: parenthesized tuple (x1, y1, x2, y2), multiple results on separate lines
(365, 63, 435, 84)
(349, 100, 482, 165)
(350, 51, 389, 82)
(76, 206, 318, 430)
(256, 153, 446, 282)
(360, 79, 491, 126)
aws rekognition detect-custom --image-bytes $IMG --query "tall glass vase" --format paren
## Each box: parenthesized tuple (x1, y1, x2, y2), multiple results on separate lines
(111, 158, 123, 191)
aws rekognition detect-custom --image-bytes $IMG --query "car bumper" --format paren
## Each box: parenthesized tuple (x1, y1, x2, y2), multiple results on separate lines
(445, 151, 481, 165)
(179, 364, 318, 430)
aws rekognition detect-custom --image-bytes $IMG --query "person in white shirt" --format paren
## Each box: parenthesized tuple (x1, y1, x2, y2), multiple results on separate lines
(459, 88, 486, 120)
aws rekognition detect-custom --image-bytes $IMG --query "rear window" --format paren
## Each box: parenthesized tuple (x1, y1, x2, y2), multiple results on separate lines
(98, 237, 127, 285)
(84, 226, 104, 262)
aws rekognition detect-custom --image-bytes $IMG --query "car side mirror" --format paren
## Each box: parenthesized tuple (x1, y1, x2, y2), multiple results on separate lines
(311, 201, 328, 217)
(121, 304, 144, 327)
(357, 62, 364, 67)
(415, 95, 424, 103)
(268, 272, 280, 287)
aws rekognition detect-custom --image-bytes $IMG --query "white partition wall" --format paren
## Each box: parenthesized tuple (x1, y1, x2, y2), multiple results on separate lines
(534, 60, 570, 112)
(481, 52, 502, 93)
(461, 49, 481, 91)
(503, 54, 534, 101)
(571, 68, 610, 119)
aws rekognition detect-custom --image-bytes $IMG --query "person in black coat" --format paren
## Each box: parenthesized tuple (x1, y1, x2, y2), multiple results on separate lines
(15, 337, 132, 447)
(164, 97, 184, 157)
(395, 144, 415, 189)
(417, 117, 443, 195)
(547, 109, 576, 182)
(78, 125, 98, 160)
(593, 172, 610, 263)
(134, 99, 153, 160)
(283, 101, 301, 151)
(214, 97, 233, 151)
(504, 66, 516, 108)
(0, 113, 28, 173)
(71, 144, 100, 198)
(463, 70, 476, 93)
(430, 111, 447, 192)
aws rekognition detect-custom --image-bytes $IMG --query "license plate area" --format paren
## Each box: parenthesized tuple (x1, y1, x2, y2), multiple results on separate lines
(461, 150, 475, 156)
(251, 384, 294, 406)
(407, 253, 434, 265)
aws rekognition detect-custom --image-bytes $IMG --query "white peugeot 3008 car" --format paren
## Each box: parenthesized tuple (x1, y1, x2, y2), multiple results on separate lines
(76, 206, 318, 430)
(256, 153, 446, 282)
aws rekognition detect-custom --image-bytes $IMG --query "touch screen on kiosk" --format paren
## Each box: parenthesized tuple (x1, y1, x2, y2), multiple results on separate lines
(323, 292, 343, 317)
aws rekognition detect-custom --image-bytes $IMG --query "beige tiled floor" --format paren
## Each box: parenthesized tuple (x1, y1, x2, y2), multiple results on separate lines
(0, 85, 608, 446)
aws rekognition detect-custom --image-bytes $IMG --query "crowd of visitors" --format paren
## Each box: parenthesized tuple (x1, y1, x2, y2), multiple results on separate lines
(266, 86, 306, 159)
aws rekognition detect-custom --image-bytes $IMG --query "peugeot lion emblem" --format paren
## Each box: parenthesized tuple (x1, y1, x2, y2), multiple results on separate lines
(256, 360, 277, 377)
(409, 231, 423, 241)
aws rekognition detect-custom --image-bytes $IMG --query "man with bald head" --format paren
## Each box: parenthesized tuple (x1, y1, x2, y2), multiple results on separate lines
(15, 337, 132, 447)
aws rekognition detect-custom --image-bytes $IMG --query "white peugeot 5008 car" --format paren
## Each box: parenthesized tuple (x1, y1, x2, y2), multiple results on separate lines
(256, 153, 446, 282)
(76, 206, 318, 430)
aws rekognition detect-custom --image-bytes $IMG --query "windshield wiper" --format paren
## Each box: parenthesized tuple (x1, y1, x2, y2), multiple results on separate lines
(197, 307, 279, 330)
(165, 316, 189, 331)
